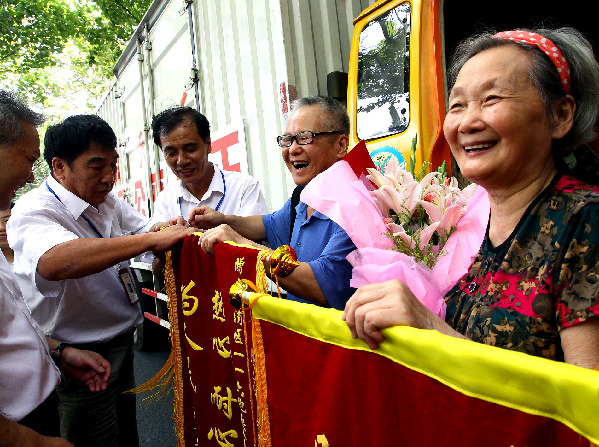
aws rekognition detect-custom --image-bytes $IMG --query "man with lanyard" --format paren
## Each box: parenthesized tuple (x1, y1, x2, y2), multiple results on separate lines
(9, 114, 196, 447)
(192, 96, 356, 311)
(0, 91, 112, 446)
(148, 105, 267, 227)
(148, 106, 268, 277)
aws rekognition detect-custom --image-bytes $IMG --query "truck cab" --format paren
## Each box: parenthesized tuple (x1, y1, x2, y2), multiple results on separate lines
(349, 0, 598, 182)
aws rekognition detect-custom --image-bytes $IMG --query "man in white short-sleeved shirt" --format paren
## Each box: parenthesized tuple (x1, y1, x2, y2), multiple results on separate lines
(147, 106, 268, 279)
(149, 106, 268, 229)
(0, 252, 60, 421)
(9, 114, 195, 447)
(0, 90, 111, 447)
(11, 178, 150, 342)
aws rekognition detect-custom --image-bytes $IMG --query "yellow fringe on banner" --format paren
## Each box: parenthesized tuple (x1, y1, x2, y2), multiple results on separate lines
(163, 250, 186, 447)
(255, 250, 270, 294)
(247, 249, 272, 446)
(124, 351, 174, 405)
(124, 249, 184, 447)
(251, 313, 271, 447)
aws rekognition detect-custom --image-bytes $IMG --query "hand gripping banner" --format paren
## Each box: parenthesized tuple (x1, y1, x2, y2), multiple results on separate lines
(163, 235, 599, 447)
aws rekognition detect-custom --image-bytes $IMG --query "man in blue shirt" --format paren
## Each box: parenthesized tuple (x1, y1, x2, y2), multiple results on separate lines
(191, 96, 356, 310)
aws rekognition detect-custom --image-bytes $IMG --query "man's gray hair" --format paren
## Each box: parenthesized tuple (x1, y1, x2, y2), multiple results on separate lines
(0, 90, 45, 146)
(289, 96, 350, 136)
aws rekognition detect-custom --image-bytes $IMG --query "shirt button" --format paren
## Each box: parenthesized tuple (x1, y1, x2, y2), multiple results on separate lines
(296, 242, 301, 247)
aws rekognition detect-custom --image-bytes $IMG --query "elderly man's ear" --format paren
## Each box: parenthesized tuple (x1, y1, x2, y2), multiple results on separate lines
(335, 134, 350, 159)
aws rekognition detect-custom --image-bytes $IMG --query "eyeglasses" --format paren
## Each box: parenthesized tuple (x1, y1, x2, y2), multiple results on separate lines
(276, 130, 342, 147)
(16, 147, 44, 171)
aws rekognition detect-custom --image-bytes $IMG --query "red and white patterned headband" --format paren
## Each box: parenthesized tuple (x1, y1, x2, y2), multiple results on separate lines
(493, 30, 571, 95)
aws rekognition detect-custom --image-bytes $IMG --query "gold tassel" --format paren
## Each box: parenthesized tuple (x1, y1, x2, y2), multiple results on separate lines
(255, 250, 270, 294)
(124, 250, 185, 445)
(125, 351, 174, 406)
(164, 249, 187, 447)
(251, 317, 271, 447)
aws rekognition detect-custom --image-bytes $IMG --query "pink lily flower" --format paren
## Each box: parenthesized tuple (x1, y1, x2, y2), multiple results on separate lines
(437, 204, 466, 238)
(386, 222, 416, 251)
(417, 222, 441, 250)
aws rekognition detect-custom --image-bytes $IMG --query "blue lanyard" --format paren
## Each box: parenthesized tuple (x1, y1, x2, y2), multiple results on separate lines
(46, 183, 104, 238)
(178, 169, 226, 217)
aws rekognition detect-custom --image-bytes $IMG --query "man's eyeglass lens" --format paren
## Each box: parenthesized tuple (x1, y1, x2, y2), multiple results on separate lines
(277, 131, 341, 147)
(17, 147, 43, 171)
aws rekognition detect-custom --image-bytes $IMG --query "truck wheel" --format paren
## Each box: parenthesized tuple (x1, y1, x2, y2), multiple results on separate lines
(134, 320, 169, 351)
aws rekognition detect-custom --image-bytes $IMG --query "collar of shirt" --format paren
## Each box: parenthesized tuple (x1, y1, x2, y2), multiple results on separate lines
(179, 163, 224, 203)
(46, 176, 116, 220)
(295, 201, 327, 222)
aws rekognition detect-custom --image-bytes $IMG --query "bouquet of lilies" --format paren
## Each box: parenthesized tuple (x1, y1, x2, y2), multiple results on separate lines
(301, 140, 489, 318)
(367, 158, 476, 268)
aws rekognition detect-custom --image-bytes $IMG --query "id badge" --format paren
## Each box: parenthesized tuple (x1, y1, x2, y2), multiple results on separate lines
(118, 268, 139, 305)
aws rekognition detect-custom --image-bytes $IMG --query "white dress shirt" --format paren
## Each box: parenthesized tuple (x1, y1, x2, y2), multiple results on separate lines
(0, 252, 60, 421)
(150, 164, 269, 225)
(8, 176, 147, 344)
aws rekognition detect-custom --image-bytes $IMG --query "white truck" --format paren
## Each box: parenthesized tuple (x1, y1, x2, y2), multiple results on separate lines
(95, 0, 375, 349)
(96, 0, 597, 349)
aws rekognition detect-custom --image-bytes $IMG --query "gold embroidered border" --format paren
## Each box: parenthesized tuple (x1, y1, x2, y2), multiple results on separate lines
(165, 249, 186, 447)
(251, 316, 271, 447)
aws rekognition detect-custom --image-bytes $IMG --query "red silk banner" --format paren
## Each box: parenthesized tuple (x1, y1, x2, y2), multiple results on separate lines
(166, 236, 599, 447)
(167, 235, 265, 447)
(258, 317, 593, 446)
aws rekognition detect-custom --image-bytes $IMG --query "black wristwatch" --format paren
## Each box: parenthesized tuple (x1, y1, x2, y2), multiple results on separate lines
(51, 343, 70, 361)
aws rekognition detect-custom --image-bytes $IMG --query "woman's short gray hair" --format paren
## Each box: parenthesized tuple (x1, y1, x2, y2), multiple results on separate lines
(447, 27, 599, 152)
(288, 96, 350, 136)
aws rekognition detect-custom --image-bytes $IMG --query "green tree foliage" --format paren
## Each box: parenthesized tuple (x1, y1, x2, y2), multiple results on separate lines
(0, 0, 79, 71)
(0, 0, 152, 105)
(0, 0, 152, 193)
(78, 0, 153, 67)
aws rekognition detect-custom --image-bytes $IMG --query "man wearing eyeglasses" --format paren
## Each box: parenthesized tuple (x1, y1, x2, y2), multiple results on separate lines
(191, 96, 356, 310)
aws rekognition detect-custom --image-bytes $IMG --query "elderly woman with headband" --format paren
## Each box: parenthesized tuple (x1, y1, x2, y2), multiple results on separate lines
(343, 27, 599, 369)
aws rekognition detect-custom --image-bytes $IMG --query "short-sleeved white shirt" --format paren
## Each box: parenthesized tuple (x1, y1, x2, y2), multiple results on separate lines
(150, 164, 269, 225)
(8, 176, 147, 344)
(0, 252, 60, 421)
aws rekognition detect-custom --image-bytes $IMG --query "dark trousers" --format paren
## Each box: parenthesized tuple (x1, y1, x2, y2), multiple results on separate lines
(58, 332, 139, 447)
(19, 390, 60, 437)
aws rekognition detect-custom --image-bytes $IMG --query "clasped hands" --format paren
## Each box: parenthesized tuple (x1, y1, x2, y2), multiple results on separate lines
(150, 207, 254, 255)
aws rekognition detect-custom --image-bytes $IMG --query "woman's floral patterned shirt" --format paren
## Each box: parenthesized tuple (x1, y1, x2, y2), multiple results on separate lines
(445, 174, 599, 361)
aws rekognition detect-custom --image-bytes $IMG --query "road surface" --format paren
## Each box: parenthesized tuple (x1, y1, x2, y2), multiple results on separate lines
(134, 347, 177, 447)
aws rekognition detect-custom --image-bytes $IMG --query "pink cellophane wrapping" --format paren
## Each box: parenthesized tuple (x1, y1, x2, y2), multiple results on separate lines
(301, 160, 490, 319)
